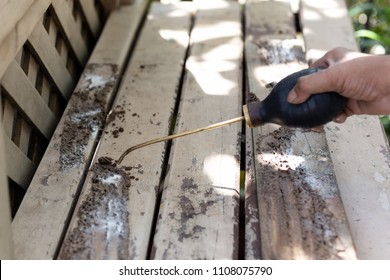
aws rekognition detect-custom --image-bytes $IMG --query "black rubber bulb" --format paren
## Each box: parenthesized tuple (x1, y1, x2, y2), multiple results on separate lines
(243, 68, 347, 129)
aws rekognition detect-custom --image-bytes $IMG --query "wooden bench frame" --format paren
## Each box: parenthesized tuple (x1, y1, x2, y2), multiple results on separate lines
(1, 0, 389, 260)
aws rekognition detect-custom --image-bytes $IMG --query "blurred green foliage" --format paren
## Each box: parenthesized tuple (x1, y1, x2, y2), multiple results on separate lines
(347, 0, 390, 142)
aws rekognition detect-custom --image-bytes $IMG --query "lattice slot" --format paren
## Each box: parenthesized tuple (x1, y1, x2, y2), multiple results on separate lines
(66, 53, 79, 81)
(94, 0, 106, 19)
(43, 8, 79, 88)
(43, 9, 57, 45)
(44, 5, 82, 82)
(17, 43, 66, 119)
(19, 46, 30, 77)
(49, 86, 66, 120)
(35, 71, 45, 99)
(27, 127, 48, 166)
(69, 0, 82, 29)
(51, 1, 89, 65)
(12, 113, 32, 155)
(1, 96, 17, 140)
(73, 0, 96, 52)
(0, 88, 48, 162)
(8, 179, 26, 218)
(19, 46, 44, 96)
(55, 34, 69, 66)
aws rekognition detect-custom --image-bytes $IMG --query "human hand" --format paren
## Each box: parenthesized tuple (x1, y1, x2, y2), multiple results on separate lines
(287, 47, 390, 123)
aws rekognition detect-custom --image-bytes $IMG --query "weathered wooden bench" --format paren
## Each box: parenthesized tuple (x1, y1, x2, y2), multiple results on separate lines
(1, 0, 389, 260)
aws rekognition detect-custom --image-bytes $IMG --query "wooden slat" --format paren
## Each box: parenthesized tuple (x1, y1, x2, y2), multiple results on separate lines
(79, 0, 102, 38)
(2, 61, 57, 140)
(52, 0, 89, 66)
(58, 2, 192, 260)
(301, 0, 390, 259)
(245, 119, 261, 259)
(28, 21, 75, 100)
(151, 1, 243, 260)
(245, 0, 356, 259)
(12, 2, 149, 260)
(0, 0, 52, 79)
(0, 129, 14, 259)
(3, 134, 36, 189)
(0, 0, 35, 47)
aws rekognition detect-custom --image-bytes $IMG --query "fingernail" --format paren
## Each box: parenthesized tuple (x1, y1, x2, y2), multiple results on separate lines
(287, 90, 298, 103)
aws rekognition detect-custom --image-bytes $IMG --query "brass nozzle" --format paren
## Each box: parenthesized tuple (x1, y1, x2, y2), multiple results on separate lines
(242, 104, 253, 128)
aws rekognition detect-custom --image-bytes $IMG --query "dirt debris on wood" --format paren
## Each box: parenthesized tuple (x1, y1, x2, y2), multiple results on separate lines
(59, 64, 118, 170)
(58, 156, 133, 259)
(256, 127, 353, 259)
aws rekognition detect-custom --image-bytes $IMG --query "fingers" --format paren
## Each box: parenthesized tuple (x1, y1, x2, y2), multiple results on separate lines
(333, 112, 348, 123)
(287, 69, 335, 104)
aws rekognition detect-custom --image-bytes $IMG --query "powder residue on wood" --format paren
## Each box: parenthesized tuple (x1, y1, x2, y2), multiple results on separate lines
(256, 39, 306, 66)
(58, 157, 131, 259)
(59, 64, 118, 170)
(255, 127, 353, 259)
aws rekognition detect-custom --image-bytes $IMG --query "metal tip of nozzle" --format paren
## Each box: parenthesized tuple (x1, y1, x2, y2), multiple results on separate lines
(242, 104, 254, 128)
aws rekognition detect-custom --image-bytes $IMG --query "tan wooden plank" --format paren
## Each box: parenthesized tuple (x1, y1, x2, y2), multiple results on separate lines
(245, 0, 356, 259)
(2, 61, 57, 140)
(0, 129, 14, 259)
(28, 21, 75, 100)
(58, 2, 192, 260)
(52, 0, 89, 66)
(0, 0, 35, 47)
(301, 0, 390, 260)
(0, 0, 52, 79)
(151, 2, 243, 260)
(245, 118, 261, 260)
(79, 0, 102, 38)
(12, 2, 149, 260)
(3, 133, 36, 189)
(87, 0, 148, 66)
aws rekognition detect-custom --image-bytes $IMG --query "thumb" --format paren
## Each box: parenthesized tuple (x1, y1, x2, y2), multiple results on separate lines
(287, 69, 336, 104)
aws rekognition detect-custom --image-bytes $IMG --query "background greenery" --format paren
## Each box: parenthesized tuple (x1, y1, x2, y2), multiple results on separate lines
(346, 0, 390, 141)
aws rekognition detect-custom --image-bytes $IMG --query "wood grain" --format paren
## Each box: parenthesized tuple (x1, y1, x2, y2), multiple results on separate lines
(28, 22, 75, 100)
(58, 2, 192, 260)
(52, 0, 89, 66)
(245, 0, 356, 259)
(12, 3, 147, 259)
(2, 60, 57, 139)
(0, 0, 52, 79)
(151, 1, 243, 260)
(301, 0, 390, 259)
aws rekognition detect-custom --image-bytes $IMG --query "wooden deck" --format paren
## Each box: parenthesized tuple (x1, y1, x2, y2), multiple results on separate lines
(7, 0, 390, 260)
